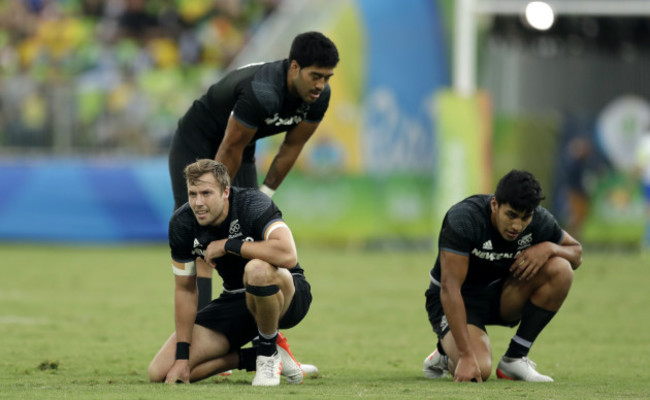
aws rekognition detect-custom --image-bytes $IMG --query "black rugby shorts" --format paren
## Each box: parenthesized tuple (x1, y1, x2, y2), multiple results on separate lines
(195, 273, 311, 349)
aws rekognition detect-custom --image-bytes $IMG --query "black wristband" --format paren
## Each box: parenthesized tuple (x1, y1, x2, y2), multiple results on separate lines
(225, 239, 243, 256)
(175, 342, 190, 360)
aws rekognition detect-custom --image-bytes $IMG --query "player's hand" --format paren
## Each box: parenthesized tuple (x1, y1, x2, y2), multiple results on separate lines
(205, 239, 227, 268)
(453, 355, 483, 383)
(164, 360, 190, 384)
(510, 243, 551, 280)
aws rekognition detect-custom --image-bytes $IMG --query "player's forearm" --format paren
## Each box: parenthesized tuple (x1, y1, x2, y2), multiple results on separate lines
(441, 287, 474, 357)
(174, 285, 198, 343)
(550, 242, 583, 270)
(240, 240, 297, 269)
(263, 144, 302, 189)
(214, 147, 243, 181)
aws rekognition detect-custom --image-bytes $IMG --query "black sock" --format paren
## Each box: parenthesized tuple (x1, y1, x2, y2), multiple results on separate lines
(238, 347, 257, 371)
(257, 331, 278, 357)
(505, 301, 557, 358)
(437, 341, 447, 356)
(196, 277, 212, 311)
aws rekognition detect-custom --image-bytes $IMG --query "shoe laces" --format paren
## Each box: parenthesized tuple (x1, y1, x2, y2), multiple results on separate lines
(521, 357, 537, 369)
(259, 357, 280, 378)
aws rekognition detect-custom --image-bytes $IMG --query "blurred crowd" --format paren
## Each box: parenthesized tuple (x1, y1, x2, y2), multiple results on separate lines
(0, 0, 281, 154)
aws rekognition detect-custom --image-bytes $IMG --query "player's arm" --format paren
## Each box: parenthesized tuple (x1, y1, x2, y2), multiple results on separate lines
(205, 221, 297, 269)
(262, 120, 320, 192)
(165, 260, 198, 384)
(511, 230, 583, 280)
(215, 114, 257, 180)
(439, 250, 483, 382)
(550, 230, 582, 269)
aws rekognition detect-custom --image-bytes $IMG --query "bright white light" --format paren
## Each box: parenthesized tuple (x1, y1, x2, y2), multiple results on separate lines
(525, 1, 555, 31)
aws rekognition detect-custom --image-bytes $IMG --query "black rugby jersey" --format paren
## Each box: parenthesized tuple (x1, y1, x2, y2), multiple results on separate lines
(169, 187, 303, 291)
(175, 59, 331, 155)
(429, 194, 563, 291)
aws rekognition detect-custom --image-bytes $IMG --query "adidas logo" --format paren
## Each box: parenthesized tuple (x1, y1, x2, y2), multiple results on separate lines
(482, 240, 493, 250)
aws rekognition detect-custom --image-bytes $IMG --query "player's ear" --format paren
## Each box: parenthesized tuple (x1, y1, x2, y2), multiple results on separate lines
(289, 60, 300, 72)
(223, 186, 230, 198)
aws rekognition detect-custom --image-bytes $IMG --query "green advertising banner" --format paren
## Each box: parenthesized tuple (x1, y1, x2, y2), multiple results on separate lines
(271, 173, 434, 246)
(432, 90, 492, 236)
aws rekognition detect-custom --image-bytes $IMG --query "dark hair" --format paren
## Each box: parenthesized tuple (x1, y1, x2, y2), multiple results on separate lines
(289, 31, 339, 68)
(183, 159, 230, 192)
(494, 169, 545, 214)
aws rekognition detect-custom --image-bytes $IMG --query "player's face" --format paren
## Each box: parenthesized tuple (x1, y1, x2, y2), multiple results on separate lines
(490, 198, 533, 242)
(187, 173, 230, 227)
(288, 60, 334, 103)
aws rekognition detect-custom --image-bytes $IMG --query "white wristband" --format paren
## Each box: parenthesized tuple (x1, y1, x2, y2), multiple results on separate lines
(259, 184, 275, 198)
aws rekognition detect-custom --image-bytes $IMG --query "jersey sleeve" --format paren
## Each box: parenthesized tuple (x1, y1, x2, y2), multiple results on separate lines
(533, 206, 564, 244)
(231, 188, 282, 240)
(238, 190, 283, 238)
(438, 204, 482, 256)
(232, 83, 271, 129)
(305, 85, 331, 122)
(168, 210, 196, 263)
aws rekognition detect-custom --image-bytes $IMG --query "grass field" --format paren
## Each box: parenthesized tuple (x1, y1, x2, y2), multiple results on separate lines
(1, 243, 649, 399)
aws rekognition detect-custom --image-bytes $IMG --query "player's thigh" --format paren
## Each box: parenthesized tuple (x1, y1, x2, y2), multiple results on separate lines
(148, 332, 177, 381)
(148, 326, 230, 381)
(196, 293, 258, 349)
(500, 257, 572, 320)
(189, 324, 232, 365)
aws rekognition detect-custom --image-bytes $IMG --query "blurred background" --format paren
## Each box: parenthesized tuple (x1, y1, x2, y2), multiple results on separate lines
(1, 0, 649, 250)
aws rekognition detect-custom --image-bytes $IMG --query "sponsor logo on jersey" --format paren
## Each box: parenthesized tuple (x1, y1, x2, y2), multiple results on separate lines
(229, 219, 242, 238)
(517, 233, 533, 249)
(265, 113, 304, 127)
(192, 238, 205, 257)
(440, 315, 448, 332)
(264, 104, 309, 127)
(482, 240, 493, 250)
(472, 246, 527, 262)
(471, 247, 516, 261)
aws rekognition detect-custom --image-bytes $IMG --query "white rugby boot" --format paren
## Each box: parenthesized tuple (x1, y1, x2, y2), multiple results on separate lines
(300, 363, 319, 375)
(423, 349, 449, 379)
(251, 353, 282, 386)
(496, 356, 554, 382)
(276, 333, 304, 384)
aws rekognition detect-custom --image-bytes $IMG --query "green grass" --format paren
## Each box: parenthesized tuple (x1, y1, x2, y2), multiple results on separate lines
(1, 243, 649, 399)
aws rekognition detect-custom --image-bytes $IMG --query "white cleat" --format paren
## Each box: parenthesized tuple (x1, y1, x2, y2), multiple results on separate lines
(252, 353, 282, 386)
(423, 349, 449, 379)
(276, 336, 304, 384)
(496, 356, 554, 382)
(300, 363, 319, 375)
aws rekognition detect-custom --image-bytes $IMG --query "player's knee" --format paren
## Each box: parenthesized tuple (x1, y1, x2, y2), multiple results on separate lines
(544, 256, 574, 287)
(478, 357, 493, 382)
(244, 259, 275, 286)
(148, 361, 165, 382)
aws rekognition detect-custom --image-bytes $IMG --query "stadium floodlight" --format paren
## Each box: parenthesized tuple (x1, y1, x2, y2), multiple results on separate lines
(454, 0, 650, 96)
(524, 1, 555, 31)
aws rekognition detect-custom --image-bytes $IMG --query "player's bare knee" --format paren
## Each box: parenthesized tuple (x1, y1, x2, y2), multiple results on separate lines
(545, 256, 574, 286)
(148, 361, 165, 382)
(243, 259, 275, 286)
(479, 359, 493, 382)
(481, 369, 492, 382)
